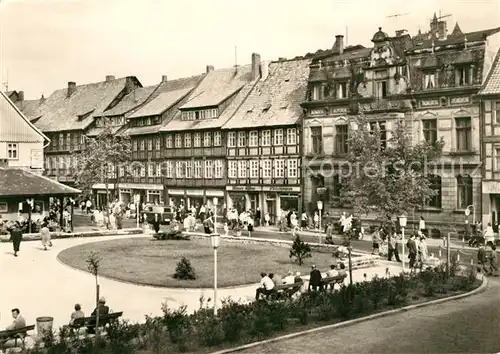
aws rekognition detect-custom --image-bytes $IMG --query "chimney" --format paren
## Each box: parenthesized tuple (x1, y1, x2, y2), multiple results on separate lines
(437, 20, 447, 40)
(67, 82, 76, 98)
(278, 57, 287, 61)
(105, 75, 115, 82)
(333, 35, 344, 54)
(251, 53, 261, 80)
(395, 29, 408, 37)
(125, 76, 136, 94)
(161, 75, 168, 83)
(18, 91, 24, 101)
(206, 65, 214, 73)
(40, 94, 45, 104)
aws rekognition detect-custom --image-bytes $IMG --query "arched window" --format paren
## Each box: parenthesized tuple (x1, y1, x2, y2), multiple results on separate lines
(426, 175, 442, 208)
(457, 175, 473, 209)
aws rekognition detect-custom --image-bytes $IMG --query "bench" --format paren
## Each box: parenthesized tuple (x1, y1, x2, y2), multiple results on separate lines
(269, 282, 302, 300)
(319, 274, 347, 291)
(0, 325, 35, 352)
(69, 312, 123, 333)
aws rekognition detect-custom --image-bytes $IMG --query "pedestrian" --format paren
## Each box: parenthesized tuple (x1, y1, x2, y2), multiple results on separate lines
(387, 233, 401, 263)
(40, 219, 52, 251)
(372, 227, 382, 255)
(407, 235, 418, 269)
(8, 221, 23, 257)
(419, 216, 426, 235)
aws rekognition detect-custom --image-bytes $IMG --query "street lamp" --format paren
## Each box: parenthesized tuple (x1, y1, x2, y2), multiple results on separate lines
(134, 194, 141, 229)
(213, 197, 218, 233)
(399, 214, 408, 272)
(347, 245, 353, 285)
(465, 205, 475, 224)
(211, 233, 220, 315)
(317, 200, 323, 232)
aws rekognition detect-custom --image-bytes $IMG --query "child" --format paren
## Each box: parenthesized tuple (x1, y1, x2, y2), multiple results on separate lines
(223, 222, 229, 237)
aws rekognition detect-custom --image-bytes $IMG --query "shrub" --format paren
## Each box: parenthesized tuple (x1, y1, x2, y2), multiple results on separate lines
(173, 257, 197, 280)
(156, 229, 190, 241)
(289, 235, 312, 265)
(161, 304, 190, 351)
(219, 299, 250, 342)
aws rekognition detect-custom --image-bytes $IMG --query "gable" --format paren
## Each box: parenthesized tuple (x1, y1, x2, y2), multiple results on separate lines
(0, 91, 47, 143)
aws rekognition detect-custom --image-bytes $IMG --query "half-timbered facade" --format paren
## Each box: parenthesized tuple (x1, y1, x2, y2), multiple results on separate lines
(159, 54, 261, 213)
(222, 58, 309, 223)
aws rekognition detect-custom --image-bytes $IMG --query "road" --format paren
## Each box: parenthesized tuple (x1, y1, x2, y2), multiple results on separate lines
(241, 277, 500, 354)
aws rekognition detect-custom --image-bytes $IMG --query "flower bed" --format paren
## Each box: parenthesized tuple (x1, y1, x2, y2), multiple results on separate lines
(27, 263, 481, 354)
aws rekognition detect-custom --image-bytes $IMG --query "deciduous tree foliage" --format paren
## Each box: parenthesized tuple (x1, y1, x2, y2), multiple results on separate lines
(72, 128, 132, 199)
(340, 114, 444, 218)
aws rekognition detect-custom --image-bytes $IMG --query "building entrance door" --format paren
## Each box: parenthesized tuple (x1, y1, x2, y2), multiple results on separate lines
(266, 199, 276, 225)
(248, 193, 259, 212)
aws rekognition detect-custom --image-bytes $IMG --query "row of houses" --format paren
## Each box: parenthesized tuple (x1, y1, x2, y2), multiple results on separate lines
(6, 13, 500, 227)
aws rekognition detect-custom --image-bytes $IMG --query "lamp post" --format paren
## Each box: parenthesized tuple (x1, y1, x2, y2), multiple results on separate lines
(211, 233, 220, 315)
(213, 197, 218, 233)
(399, 214, 408, 272)
(317, 201, 323, 241)
(134, 194, 140, 229)
(347, 245, 353, 285)
(466, 205, 475, 224)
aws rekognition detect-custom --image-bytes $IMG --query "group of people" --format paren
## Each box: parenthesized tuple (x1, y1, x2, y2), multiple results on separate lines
(477, 242, 499, 276)
(255, 262, 348, 301)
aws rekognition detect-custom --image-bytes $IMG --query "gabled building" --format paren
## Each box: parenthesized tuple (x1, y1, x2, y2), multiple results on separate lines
(222, 57, 310, 222)
(478, 45, 500, 226)
(159, 54, 261, 212)
(7, 90, 45, 122)
(302, 15, 500, 227)
(34, 75, 141, 185)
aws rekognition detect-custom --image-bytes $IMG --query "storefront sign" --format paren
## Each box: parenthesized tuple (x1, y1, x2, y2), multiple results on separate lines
(167, 189, 184, 196)
(227, 185, 301, 193)
(120, 183, 163, 190)
(205, 190, 225, 197)
(226, 185, 263, 191)
(30, 149, 44, 169)
(264, 186, 301, 192)
(186, 189, 203, 196)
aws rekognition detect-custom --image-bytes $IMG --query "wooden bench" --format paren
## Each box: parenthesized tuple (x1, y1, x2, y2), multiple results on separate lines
(320, 274, 347, 291)
(0, 325, 35, 352)
(269, 282, 302, 300)
(69, 312, 123, 333)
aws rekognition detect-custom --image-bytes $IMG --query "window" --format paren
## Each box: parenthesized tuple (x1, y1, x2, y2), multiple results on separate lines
(184, 133, 191, 148)
(248, 131, 258, 146)
(132, 140, 138, 151)
(376, 81, 387, 98)
(59, 133, 64, 148)
(119, 166, 125, 177)
(165, 135, 173, 148)
(369, 121, 387, 149)
(423, 72, 436, 89)
(273, 129, 283, 145)
(181, 111, 196, 120)
(286, 128, 297, 145)
(204, 132, 211, 147)
(457, 175, 473, 209)
(495, 101, 500, 124)
(238, 160, 247, 178)
(455, 117, 471, 151)
(274, 159, 284, 178)
(287, 159, 298, 178)
(262, 160, 272, 178)
(238, 131, 246, 147)
(140, 140, 145, 151)
(422, 119, 438, 143)
(425, 175, 442, 208)
(333, 175, 343, 199)
(176, 161, 184, 178)
(496, 148, 500, 170)
(337, 82, 348, 99)
(132, 165, 140, 177)
(214, 160, 223, 178)
(249, 160, 259, 178)
(175, 134, 182, 148)
(193, 133, 201, 147)
(205, 160, 213, 178)
(66, 133, 71, 149)
(311, 84, 323, 101)
(228, 161, 237, 178)
(155, 137, 161, 150)
(228, 132, 236, 147)
(194, 161, 202, 178)
(185, 161, 192, 178)
(262, 130, 271, 146)
(311, 126, 323, 154)
(156, 163, 162, 177)
(456, 66, 472, 86)
(335, 125, 348, 154)
(7, 143, 18, 159)
(165, 161, 173, 178)
(213, 131, 222, 146)
(147, 139, 153, 151)
(148, 164, 154, 177)
(140, 165, 146, 177)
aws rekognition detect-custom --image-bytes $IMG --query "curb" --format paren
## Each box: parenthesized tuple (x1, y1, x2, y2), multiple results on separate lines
(210, 274, 488, 354)
(0, 228, 144, 243)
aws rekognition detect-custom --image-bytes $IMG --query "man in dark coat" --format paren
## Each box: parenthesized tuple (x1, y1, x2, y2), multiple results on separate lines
(87, 297, 110, 333)
(407, 235, 418, 268)
(8, 221, 23, 257)
(308, 265, 323, 292)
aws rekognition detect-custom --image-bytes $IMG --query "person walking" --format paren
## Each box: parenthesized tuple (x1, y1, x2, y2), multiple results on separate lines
(387, 232, 401, 263)
(8, 221, 23, 257)
(40, 219, 52, 251)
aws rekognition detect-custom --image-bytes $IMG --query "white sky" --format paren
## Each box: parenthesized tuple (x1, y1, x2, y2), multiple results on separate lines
(1, 0, 499, 99)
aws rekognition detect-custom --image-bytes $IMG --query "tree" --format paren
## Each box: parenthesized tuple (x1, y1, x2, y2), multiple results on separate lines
(173, 257, 197, 280)
(72, 127, 132, 208)
(289, 235, 312, 265)
(86, 251, 101, 337)
(340, 113, 444, 219)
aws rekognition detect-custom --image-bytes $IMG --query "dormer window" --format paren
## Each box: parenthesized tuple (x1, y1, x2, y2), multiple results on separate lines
(423, 72, 436, 90)
(455, 65, 472, 86)
(337, 82, 348, 99)
(181, 108, 218, 121)
(138, 119, 144, 127)
(311, 84, 323, 101)
(145, 117, 151, 125)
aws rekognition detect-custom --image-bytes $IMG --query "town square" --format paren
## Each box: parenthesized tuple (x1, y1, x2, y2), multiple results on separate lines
(1, 0, 500, 353)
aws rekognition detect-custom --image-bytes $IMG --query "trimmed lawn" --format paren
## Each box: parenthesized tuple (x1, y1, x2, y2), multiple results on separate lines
(57, 237, 340, 288)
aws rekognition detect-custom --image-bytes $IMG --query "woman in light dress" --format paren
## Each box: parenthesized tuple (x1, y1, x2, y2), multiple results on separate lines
(418, 232, 429, 265)
(40, 219, 52, 251)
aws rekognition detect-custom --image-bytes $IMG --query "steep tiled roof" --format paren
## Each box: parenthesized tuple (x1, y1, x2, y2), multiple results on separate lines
(100, 85, 157, 117)
(179, 66, 252, 109)
(85, 125, 123, 137)
(15, 99, 43, 121)
(479, 47, 500, 96)
(0, 91, 48, 143)
(410, 27, 500, 50)
(222, 59, 310, 130)
(314, 45, 371, 62)
(33, 77, 136, 132)
(0, 168, 80, 196)
(127, 75, 204, 118)
(123, 125, 163, 136)
(161, 65, 256, 132)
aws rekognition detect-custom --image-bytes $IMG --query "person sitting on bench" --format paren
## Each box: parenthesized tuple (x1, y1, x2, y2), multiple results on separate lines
(87, 297, 110, 334)
(255, 272, 274, 300)
(5, 308, 26, 331)
(69, 304, 85, 326)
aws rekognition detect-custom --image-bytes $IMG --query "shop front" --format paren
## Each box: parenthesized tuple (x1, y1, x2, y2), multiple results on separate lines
(165, 188, 225, 214)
